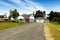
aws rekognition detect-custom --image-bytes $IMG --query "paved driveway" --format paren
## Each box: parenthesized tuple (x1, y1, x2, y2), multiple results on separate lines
(0, 23, 46, 40)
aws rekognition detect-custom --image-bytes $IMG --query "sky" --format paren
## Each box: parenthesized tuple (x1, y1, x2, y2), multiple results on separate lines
(0, 0, 60, 16)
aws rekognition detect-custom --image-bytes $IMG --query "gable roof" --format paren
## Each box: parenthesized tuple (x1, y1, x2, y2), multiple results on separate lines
(17, 15, 24, 19)
(22, 14, 31, 19)
(29, 15, 34, 19)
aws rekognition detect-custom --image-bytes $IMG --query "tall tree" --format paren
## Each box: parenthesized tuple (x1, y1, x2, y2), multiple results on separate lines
(43, 11, 46, 18)
(9, 9, 19, 20)
(48, 11, 54, 21)
(34, 10, 45, 18)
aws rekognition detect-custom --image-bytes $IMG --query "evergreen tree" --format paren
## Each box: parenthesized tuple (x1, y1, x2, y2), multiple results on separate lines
(48, 11, 54, 21)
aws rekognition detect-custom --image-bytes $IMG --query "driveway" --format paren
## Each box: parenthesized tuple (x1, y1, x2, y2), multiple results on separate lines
(0, 23, 46, 40)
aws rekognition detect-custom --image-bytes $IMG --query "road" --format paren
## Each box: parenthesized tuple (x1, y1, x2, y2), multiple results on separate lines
(0, 23, 46, 40)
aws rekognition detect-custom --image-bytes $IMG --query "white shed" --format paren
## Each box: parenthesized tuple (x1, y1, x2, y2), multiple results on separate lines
(16, 15, 25, 22)
(29, 15, 34, 22)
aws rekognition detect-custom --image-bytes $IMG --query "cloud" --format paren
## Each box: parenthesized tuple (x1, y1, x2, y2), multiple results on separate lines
(0, 1, 17, 16)
(0, 10, 9, 17)
(10, 0, 45, 14)
(0, 0, 45, 15)
(0, 2, 16, 9)
(10, 0, 21, 3)
(25, 0, 44, 10)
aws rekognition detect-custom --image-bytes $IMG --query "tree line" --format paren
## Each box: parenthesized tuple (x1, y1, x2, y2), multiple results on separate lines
(0, 9, 46, 20)
(34, 10, 46, 18)
(48, 11, 60, 23)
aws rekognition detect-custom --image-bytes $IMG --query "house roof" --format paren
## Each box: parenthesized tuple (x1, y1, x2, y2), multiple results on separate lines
(17, 15, 24, 19)
(4, 17, 9, 19)
(22, 14, 31, 19)
(29, 15, 34, 19)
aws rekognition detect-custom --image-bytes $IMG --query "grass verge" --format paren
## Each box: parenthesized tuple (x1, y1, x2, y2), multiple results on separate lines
(44, 22, 60, 40)
(0, 22, 26, 30)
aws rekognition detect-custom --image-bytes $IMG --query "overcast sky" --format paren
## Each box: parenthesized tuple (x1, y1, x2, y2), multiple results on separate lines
(0, 0, 60, 16)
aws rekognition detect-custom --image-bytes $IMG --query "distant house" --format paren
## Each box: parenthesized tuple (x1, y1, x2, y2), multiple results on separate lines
(22, 14, 31, 22)
(4, 17, 9, 21)
(0, 15, 4, 22)
(16, 14, 44, 23)
(29, 15, 34, 22)
(0, 17, 9, 22)
(0, 15, 9, 22)
(0, 18, 5, 22)
(16, 15, 25, 22)
(16, 14, 35, 22)
(0, 14, 45, 23)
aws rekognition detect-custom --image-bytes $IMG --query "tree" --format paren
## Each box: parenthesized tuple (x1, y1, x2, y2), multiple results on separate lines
(9, 10, 13, 20)
(12, 9, 19, 19)
(43, 11, 46, 18)
(48, 11, 60, 23)
(0, 13, 7, 18)
(48, 11, 54, 21)
(9, 9, 19, 20)
(0, 15, 4, 18)
(4, 13, 7, 18)
(34, 10, 44, 18)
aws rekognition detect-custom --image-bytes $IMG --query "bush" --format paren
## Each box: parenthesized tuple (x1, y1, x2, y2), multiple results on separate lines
(52, 17, 58, 22)
(52, 17, 60, 24)
(57, 18, 60, 24)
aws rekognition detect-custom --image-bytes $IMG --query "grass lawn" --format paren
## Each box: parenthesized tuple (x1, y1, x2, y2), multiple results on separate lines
(0, 22, 26, 30)
(44, 22, 60, 40)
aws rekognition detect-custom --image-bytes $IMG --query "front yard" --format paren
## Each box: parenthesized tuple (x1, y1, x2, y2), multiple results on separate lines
(0, 22, 26, 30)
(44, 22, 60, 40)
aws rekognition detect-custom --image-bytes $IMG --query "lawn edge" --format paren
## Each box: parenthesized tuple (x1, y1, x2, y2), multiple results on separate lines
(44, 23, 54, 40)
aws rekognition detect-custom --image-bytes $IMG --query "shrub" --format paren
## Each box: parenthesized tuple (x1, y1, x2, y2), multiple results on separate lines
(52, 17, 58, 22)
(57, 18, 60, 24)
(52, 17, 60, 24)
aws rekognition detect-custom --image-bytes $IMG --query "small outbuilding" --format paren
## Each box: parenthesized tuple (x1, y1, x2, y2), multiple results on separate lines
(16, 15, 25, 22)
(29, 15, 34, 22)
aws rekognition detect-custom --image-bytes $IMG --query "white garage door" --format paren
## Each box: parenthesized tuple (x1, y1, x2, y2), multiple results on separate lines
(36, 19, 44, 23)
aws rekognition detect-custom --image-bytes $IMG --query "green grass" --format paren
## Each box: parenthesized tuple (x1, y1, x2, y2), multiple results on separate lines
(0, 22, 26, 30)
(51, 22, 60, 30)
(44, 22, 60, 40)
